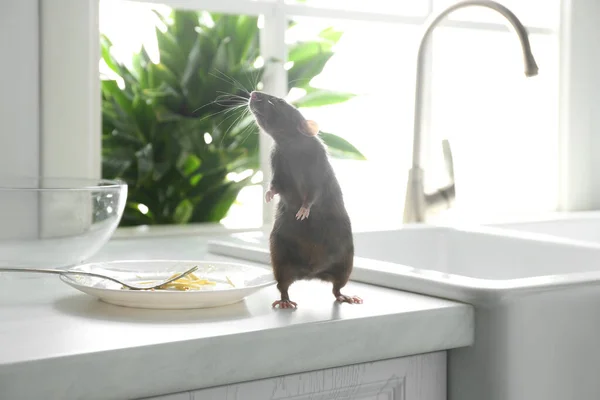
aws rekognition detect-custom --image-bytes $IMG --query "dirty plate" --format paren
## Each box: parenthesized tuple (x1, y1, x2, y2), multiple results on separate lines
(60, 260, 275, 309)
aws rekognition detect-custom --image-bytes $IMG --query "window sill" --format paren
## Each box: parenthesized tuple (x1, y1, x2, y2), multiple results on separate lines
(113, 222, 264, 240)
(111, 210, 577, 242)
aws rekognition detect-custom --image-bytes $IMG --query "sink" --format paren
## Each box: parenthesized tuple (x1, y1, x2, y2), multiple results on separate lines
(208, 224, 600, 304)
(490, 210, 600, 246)
(208, 224, 600, 400)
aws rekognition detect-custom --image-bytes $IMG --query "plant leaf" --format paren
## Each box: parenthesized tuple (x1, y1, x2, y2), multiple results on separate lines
(102, 80, 134, 116)
(171, 10, 199, 56)
(181, 34, 202, 90)
(319, 131, 366, 160)
(102, 147, 135, 177)
(173, 198, 194, 224)
(100, 35, 120, 76)
(155, 27, 187, 75)
(236, 15, 260, 61)
(135, 143, 154, 183)
(319, 27, 343, 44)
(152, 9, 170, 29)
(154, 105, 185, 122)
(152, 63, 181, 91)
(131, 47, 151, 87)
(293, 89, 355, 108)
(211, 37, 231, 73)
(191, 176, 252, 222)
(288, 42, 326, 63)
(287, 51, 333, 89)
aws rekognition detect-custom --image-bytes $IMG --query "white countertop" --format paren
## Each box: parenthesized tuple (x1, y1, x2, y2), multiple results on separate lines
(0, 235, 474, 400)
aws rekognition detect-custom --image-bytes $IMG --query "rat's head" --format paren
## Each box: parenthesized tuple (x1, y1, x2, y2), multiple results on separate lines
(248, 91, 319, 141)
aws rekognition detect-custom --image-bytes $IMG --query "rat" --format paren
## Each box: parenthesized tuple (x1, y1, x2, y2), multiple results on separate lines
(247, 90, 362, 309)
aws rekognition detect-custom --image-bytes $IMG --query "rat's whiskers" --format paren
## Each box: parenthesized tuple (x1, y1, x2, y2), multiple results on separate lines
(191, 99, 220, 115)
(193, 103, 243, 124)
(219, 108, 248, 146)
(210, 69, 250, 96)
(219, 106, 250, 146)
(214, 96, 247, 108)
(215, 93, 249, 108)
(216, 91, 248, 102)
(238, 110, 258, 146)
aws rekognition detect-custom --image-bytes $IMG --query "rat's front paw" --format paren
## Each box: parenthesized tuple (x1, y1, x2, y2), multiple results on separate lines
(265, 189, 276, 203)
(295, 206, 310, 220)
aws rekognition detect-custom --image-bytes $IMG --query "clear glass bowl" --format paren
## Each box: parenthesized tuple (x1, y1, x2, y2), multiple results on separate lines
(0, 177, 127, 268)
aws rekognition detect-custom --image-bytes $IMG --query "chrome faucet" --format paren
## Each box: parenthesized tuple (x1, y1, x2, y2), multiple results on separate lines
(402, 0, 539, 224)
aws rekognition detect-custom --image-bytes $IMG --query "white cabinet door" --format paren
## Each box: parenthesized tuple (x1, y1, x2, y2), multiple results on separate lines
(144, 351, 445, 400)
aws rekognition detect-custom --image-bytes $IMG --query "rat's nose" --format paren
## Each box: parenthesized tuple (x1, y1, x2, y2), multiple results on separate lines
(250, 91, 259, 100)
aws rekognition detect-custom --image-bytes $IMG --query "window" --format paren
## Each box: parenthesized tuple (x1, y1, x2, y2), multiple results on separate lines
(98, 0, 561, 229)
(285, 17, 422, 230)
(428, 18, 559, 222)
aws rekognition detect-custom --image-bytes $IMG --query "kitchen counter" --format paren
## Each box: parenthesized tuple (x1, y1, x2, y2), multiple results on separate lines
(0, 235, 474, 399)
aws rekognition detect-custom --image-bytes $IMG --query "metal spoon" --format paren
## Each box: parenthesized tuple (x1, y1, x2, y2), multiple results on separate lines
(0, 265, 199, 290)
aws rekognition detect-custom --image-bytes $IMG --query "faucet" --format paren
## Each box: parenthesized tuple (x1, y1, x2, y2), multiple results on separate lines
(402, 0, 539, 224)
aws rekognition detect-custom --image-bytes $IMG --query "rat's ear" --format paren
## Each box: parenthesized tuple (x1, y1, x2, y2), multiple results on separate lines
(299, 120, 320, 137)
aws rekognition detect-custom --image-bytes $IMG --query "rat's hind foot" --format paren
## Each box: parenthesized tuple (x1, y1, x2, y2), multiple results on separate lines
(295, 206, 310, 220)
(272, 299, 298, 309)
(336, 295, 363, 304)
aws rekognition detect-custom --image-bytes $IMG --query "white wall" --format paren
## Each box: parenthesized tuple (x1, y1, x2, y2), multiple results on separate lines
(0, 2, 40, 178)
(40, 0, 100, 180)
(0, 2, 40, 241)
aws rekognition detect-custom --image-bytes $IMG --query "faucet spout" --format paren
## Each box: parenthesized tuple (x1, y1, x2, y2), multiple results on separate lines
(524, 52, 539, 77)
(403, 0, 538, 224)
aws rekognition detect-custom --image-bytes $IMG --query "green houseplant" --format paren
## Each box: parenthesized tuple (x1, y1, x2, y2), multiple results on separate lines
(101, 10, 364, 226)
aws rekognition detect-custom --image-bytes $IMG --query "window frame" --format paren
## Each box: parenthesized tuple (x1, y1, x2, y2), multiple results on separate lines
(42, 0, 591, 230)
(41, 0, 101, 180)
(557, 0, 600, 211)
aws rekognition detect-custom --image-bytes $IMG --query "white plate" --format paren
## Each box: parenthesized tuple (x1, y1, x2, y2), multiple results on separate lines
(59, 260, 275, 309)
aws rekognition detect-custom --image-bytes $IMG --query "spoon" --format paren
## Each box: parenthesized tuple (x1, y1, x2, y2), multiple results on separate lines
(0, 265, 199, 290)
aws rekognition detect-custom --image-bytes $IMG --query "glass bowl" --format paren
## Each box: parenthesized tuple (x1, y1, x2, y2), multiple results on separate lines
(0, 177, 127, 269)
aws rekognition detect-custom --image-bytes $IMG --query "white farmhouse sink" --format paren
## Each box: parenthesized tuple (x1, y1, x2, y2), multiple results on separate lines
(208, 225, 600, 400)
(208, 225, 600, 303)
(490, 210, 600, 246)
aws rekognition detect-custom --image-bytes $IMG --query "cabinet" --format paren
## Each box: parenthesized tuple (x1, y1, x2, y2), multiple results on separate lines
(144, 351, 445, 400)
